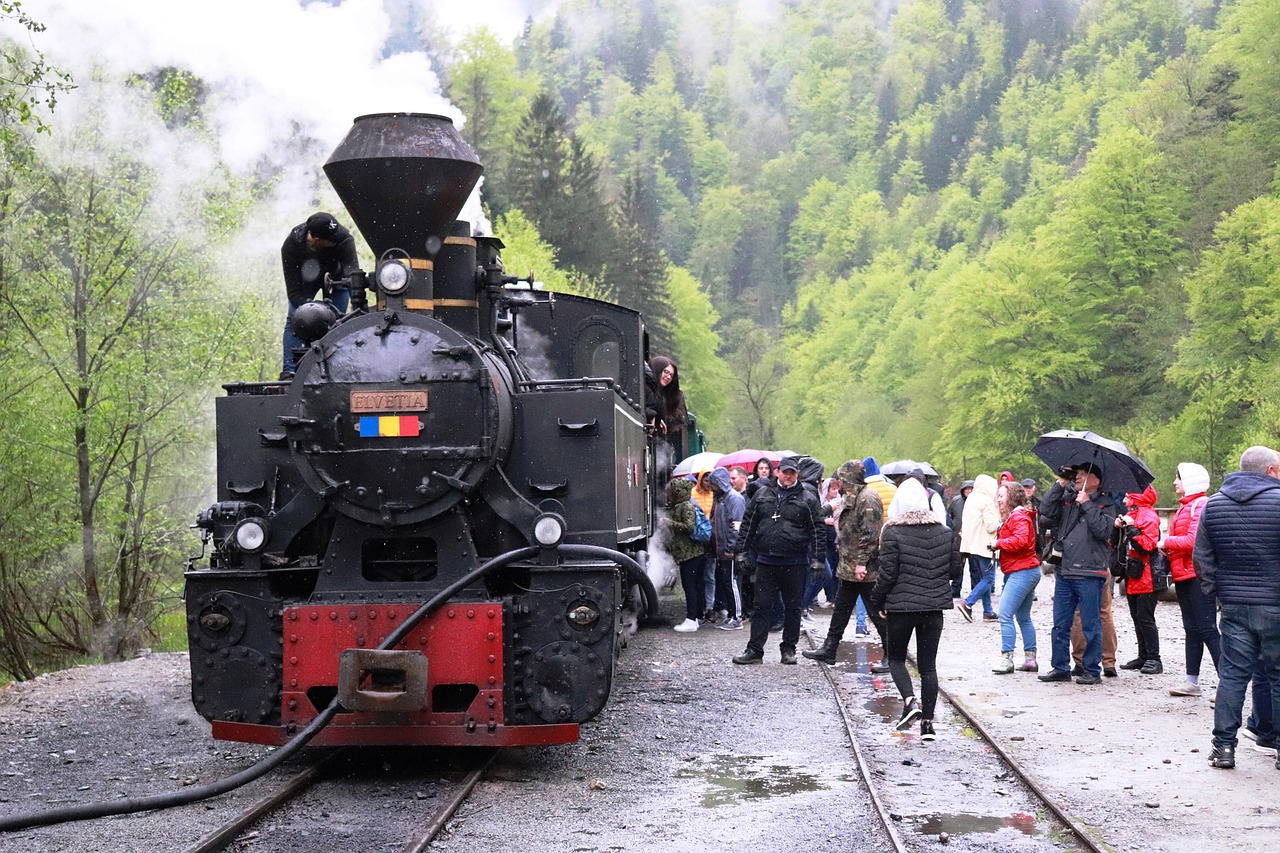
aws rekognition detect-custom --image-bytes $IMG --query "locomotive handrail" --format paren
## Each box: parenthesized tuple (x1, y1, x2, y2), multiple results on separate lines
(515, 376, 616, 390)
(0, 543, 656, 832)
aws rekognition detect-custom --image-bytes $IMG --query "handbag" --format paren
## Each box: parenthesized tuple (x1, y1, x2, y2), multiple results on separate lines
(1150, 549, 1172, 593)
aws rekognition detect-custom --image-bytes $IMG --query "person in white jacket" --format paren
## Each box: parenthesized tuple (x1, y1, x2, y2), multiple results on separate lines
(957, 474, 1001, 621)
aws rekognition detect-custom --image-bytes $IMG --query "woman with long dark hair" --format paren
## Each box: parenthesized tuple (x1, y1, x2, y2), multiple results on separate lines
(745, 456, 775, 500)
(648, 356, 688, 452)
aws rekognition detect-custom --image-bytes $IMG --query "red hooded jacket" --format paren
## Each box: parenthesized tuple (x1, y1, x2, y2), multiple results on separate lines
(1122, 485, 1161, 595)
(993, 506, 1039, 573)
(1164, 491, 1208, 583)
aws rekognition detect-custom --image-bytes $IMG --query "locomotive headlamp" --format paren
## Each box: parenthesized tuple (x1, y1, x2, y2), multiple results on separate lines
(532, 513, 566, 547)
(232, 518, 269, 553)
(376, 260, 411, 295)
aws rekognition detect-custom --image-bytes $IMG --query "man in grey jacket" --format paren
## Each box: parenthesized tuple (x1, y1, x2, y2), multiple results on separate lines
(1037, 462, 1117, 685)
(1194, 445, 1280, 770)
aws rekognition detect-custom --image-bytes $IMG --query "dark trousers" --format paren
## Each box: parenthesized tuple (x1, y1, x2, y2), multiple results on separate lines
(1248, 656, 1276, 742)
(678, 556, 705, 622)
(747, 562, 806, 655)
(1175, 577, 1221, 677)
(1126, 591, 1160, 663)
(885, 610, 945, 720)
(713, 558, 743, 619)
(824, 579, 887, 646)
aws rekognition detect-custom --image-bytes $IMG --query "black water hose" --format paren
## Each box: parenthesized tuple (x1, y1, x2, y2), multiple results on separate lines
(0, 542, 650, 832)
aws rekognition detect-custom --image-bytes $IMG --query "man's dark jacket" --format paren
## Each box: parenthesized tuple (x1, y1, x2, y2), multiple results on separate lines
(1038, 482, 1116, 579)
(281, 221, 359, 306)
(736, 479, 823, 565)
(1194, 470, 1280, 604)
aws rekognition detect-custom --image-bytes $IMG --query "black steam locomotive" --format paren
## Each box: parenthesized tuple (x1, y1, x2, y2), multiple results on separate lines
(184, 113, 661, 748)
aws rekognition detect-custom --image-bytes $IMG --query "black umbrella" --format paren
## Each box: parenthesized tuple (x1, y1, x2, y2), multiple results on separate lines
(1030, 429, 1155, 495)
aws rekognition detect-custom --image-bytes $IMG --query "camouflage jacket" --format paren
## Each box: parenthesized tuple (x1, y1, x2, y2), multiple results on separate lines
(837, 484, 884, 583)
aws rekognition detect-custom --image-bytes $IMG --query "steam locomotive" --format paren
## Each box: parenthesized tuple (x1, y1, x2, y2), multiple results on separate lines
(184, 113, 661, 748)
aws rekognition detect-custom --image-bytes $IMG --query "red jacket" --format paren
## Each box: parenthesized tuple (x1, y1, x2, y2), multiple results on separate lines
(1165, 491, 1208, 583)
(994, 506, 1039, 573)
(1122, 485, 1161, 595)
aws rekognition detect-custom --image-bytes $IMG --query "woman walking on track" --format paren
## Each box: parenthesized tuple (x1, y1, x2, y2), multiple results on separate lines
(1159, 463, 1219, 697)
(870, 478, 963, 740)
(990, 481, 1041, 674)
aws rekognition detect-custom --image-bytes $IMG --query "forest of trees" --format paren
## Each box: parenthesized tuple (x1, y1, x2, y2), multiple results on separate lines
(1, 0, 1278, 673)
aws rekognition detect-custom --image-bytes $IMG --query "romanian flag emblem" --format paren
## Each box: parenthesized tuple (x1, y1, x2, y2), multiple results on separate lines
(358, 416, 421, 438)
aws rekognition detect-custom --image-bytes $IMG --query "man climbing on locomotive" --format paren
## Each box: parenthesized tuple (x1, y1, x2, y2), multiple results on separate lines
(280, 211, 359, 379)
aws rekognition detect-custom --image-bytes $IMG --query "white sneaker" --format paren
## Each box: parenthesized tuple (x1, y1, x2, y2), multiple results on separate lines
(1251, 742, 1278, 756)
(1169, 681, 1202, 697)
(673, 618, 699, 633)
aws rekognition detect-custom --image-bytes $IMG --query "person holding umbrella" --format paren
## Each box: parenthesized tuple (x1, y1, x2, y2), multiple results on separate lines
(1036, 462, 1118, 685)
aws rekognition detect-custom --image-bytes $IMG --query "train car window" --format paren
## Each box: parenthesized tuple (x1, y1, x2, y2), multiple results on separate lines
(574, 323, 622, 382)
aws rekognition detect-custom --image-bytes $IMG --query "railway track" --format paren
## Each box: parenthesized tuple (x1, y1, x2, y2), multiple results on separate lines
(808, 631, 1107, 853)
(183, 747, 499, 853)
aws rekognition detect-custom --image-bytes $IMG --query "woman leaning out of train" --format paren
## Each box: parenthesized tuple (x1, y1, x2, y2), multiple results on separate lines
(1116, 484, 1163, 674)
(664, 477, 707, 633)
(1158, 463, 1220, 697)
(870, 478, 964, 740)
(989, 481, 1041, 674)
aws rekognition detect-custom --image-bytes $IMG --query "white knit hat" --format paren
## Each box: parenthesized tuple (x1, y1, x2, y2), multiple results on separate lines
(1177, 462, 1210, 495)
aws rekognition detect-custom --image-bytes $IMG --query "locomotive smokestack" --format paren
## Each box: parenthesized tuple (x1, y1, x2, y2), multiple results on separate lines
(323, 113, 483, 260)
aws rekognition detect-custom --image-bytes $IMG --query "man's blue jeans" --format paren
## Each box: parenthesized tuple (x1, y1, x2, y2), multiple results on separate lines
(999, 568, 1040, 653)
(964, 555, 996, 616)
(1050, 575, 1103, 676)
(1214, 604, 1280, 748)
(282, 289, 350, 373)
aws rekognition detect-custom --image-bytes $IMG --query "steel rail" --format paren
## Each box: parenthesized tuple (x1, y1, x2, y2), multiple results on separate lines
(809, 638, 910, 853)
(401, 748, 499, 853)
(182, 750, 346, 853)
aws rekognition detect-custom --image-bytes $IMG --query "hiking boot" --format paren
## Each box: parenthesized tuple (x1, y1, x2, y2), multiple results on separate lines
(802, 638, 839, 664)
(732, 648, 764, 665)
(780, 649, 798, 665)
(1120, 658, 1145, 670)
(1169, 681, 1202, 697)
(1140, 660, 1164, 675)
(1038, 669, 1072, 682)
(1019, 651, 1039, 672)
(673, 618, 699, 633)
(992, 651, 1015, 674)
(920, 720, 936, 741)
(956, 600, 974, 622)
(1208, 744, 1235, 769)
(896, 698, 922, 731)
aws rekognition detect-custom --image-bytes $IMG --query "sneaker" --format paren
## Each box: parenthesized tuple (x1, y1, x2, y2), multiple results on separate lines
(732, 648, 764, 665)
(1241, 727, 1262, 743)
(780, 649, 798, 665)
(1251, 741, 1278, 757)
(1208, 744, 1235, 769)
(1120, 658, 1145, 670)
(1140, 660, 1164, 675)
(1169, 681, 1202, 697)
(1075, 673, 1102, 685)
(920, 720, 936, 741)
(673, 618, 699, 633)
(718, 617, 744, 631)
(870, 661, 892, 674)
(855, 626, 870, 637)
(956, 600, 974, 622)
(982, 613, 999, 622)
(896, 698, 922, 731)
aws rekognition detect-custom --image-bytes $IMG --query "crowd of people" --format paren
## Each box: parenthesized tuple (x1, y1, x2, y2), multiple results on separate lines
(657, 438, 1280, 763)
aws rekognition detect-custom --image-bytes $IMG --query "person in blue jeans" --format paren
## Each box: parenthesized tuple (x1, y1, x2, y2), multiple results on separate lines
(280, 212, 357, 377)
(957, 474, 1000, 621)
(1036, 463, 1116, 685)
(1194, 445, 1280, 769)
(989, 481, 1041, 673)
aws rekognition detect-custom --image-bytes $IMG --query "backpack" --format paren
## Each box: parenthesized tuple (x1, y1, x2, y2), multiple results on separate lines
(690, 500, 713, 544)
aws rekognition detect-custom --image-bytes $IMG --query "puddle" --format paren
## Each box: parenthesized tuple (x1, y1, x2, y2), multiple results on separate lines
(863, 693, 903, 724)
(675, 754, 854, 807)
(912, 811, 1040, 837)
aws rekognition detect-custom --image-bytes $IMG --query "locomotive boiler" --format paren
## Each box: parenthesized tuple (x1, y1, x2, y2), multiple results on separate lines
(184, 112, 660, 748)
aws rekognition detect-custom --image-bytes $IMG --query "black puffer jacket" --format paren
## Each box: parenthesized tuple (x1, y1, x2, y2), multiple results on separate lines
(1195, 470, 1280, 604)
(870, 511, 963, 613)
(737, 480, 823, 564)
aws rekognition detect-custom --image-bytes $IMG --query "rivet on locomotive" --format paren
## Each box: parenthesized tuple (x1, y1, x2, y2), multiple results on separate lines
(185, 113, 661, 748)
